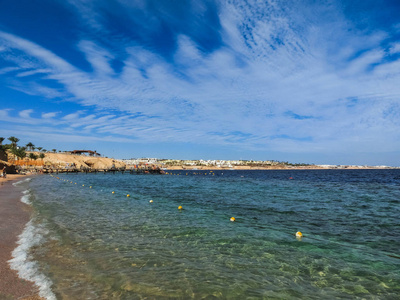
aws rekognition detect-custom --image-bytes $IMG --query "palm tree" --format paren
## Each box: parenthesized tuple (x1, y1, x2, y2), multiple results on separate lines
(39, 153, 45, 161)
(26, 142, 34, 151)
(9, 146, 18, 160)
(12, 147, 26, 160)
(52, 149, 56, 153)
(28, 153, 38, 161)
(36, 147, 43, 152)
(0, 137, 4, 145)
(8, 136, 19, 149)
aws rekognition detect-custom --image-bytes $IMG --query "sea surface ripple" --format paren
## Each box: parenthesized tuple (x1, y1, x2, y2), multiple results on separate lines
(24, 169, 400, 299)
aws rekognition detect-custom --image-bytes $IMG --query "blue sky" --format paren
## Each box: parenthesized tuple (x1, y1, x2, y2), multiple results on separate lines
(1, 0, 400, 165)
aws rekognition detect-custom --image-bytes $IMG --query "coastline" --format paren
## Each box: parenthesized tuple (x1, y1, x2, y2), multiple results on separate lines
(0, 175, 44, 300)
(164, 165, 395, 170)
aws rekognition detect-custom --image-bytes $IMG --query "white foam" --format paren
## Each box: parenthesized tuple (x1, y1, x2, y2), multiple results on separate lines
(9, 219, 57, 300)
(12, 177, 32, 186)
(20, 190, 32, 205)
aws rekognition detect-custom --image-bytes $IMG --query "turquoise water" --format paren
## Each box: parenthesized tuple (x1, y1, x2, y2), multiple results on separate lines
(21, 170, 400, 299)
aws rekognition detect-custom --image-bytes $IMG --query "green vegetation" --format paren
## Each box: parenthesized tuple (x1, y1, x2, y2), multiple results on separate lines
(7, 136, 19, 148)
(0, 136, 55, 161)
(26, 142, 35, 151)
(28, 153, 39, 161)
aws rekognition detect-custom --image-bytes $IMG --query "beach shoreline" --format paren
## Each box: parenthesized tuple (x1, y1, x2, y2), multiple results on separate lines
(0, 174, 44, 300)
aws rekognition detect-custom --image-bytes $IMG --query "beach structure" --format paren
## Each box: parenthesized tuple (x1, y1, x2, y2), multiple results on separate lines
(69, 150, 101, 156)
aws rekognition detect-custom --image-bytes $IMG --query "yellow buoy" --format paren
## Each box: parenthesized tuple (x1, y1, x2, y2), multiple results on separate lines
(127, 194, 130, 197)
(230, 217, 236, 222)
(112, 191, 115, 194)
(90, 186, 92, 188)
(82, 184, 85, 186)
(149, 200, 153, 203)
(178, 206, 183, 210)
(296, 231, 303, 238)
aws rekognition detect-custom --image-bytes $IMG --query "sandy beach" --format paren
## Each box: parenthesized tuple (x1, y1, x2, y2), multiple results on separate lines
(0, 174, 44, 300)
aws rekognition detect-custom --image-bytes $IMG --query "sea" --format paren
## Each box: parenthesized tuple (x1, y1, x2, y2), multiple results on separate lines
(10, 169, 400, 299)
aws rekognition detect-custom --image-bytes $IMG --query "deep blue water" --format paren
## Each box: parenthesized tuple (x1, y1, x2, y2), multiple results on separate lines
(22, 169, 400, 299)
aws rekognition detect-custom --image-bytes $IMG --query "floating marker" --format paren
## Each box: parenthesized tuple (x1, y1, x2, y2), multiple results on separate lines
(178, 206, 183, 210)
(127, 194, 130, 197)
(112, 191, 115, 194)
(230, 217, 236, 222)
(149, 200, 153, 203)
(82, 184, 85, 186)
(90, 186, 92, 188)
(296, 231, 303, 238)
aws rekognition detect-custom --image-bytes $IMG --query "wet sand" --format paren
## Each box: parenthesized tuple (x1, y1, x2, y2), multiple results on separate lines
(0, 175, 44, 300)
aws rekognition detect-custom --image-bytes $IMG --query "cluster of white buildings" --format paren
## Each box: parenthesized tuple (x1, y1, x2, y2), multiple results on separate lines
(122, 158, 161, 165)
(122, 158, 279, 167)
(317, 164, 393, 169)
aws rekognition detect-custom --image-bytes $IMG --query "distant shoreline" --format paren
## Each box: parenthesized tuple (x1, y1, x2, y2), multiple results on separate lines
(164, 165, 397, 170)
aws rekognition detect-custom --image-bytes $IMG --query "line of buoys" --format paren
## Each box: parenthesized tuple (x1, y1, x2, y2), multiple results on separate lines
(46, 175, 400, 260)
(48, 174, 400, 261)
(55, 175, 138, 199)
(50, 174, 236, 225)
(47, 174, 282, 232)
(51, 174, 135, 198)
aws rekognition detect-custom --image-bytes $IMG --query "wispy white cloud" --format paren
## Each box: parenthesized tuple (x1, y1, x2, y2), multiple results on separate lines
(0, 66, 20, 75)
(42, 112, 59, 119)
(16, 68, 52, 77)
(19, 109, 34, 118)
(78, 40, 115, 76)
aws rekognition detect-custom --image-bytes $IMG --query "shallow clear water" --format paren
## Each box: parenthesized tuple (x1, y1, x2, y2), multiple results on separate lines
(23, 170, 400, 299)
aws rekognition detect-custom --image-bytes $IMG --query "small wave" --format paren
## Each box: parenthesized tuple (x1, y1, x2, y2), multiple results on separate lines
(8, 219, 57, 300)
(12, 177, 32, 186)
(21, 190, 32, 205)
